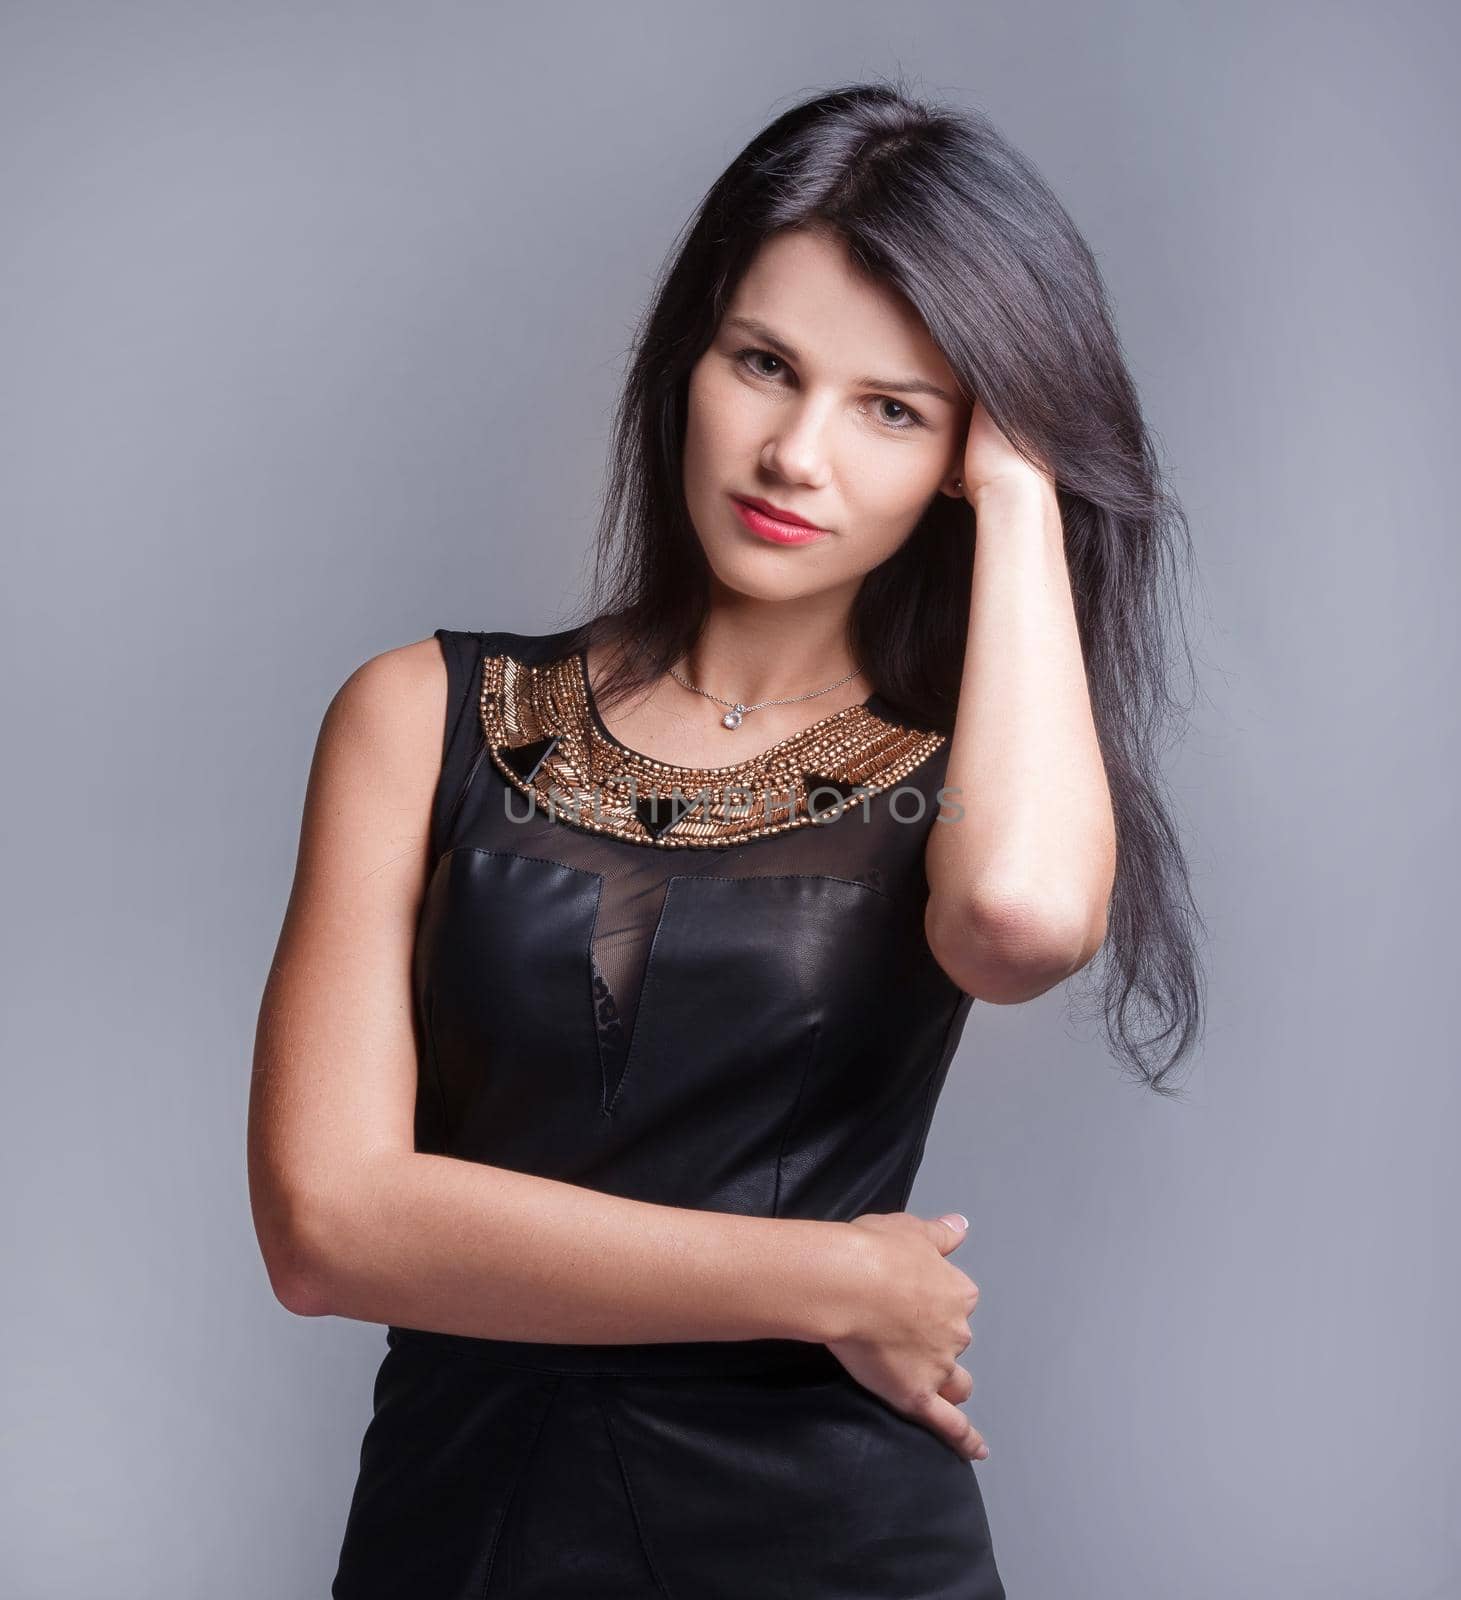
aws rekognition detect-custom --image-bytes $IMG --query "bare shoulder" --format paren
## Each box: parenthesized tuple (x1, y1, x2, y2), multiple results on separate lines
(287, 634, 451, 896)
(321, 635, 447, 758)
(312, 633, 446, 794)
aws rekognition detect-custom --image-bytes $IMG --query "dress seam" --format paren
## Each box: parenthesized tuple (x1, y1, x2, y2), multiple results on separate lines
(772, 1019, 821, 1217)
(479, 1379, 561, 1597)
(590, 1390, 676, 1599)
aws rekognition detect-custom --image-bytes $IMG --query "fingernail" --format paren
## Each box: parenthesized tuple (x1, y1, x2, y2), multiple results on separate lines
(941, 1213, 969, 1231)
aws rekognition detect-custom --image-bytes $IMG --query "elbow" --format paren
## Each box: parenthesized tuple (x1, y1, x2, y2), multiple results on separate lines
(925, 886, 1107, 1003)
(273, 1257, 334, 1320)
(254, 1185, 338, 1319)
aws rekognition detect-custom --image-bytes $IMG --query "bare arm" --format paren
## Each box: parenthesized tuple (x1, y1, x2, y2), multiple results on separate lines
(246, 637, 862, 1341)
(924, 475, 1117, 1003)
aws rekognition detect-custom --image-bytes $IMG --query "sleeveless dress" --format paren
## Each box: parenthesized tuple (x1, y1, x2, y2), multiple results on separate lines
(331, 625, 1005, 1600)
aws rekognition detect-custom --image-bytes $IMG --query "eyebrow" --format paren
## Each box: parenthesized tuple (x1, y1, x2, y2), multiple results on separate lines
(723, 315, 963, 406)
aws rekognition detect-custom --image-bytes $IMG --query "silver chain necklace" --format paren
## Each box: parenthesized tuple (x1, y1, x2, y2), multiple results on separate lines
(667, 661, 863, 731)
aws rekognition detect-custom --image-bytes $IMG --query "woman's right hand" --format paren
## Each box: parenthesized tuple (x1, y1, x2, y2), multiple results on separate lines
(824, 1210, 989, 1462)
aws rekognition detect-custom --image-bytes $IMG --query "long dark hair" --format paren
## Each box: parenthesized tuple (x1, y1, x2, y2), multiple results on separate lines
(556, 77, 1208, 1094)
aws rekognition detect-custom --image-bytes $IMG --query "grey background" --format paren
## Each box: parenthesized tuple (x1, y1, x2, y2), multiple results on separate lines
(2, 3, 1456, 1596)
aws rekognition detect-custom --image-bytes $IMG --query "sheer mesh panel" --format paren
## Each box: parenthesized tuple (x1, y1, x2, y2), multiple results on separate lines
(431, 627, 947, 1100)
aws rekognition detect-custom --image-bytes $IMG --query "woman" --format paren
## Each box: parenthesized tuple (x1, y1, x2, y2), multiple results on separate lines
(249, 80, 1204, 1598)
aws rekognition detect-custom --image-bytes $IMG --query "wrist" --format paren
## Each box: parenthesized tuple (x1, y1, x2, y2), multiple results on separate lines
(768, 1218, 877, 1344)
(969, 472, 1058, 520)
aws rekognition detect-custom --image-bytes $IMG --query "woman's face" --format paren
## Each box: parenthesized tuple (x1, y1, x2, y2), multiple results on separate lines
(683, 226, 971, 606)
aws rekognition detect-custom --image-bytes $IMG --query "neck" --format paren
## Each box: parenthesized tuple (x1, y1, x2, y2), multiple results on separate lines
(677, 597, 871, 709)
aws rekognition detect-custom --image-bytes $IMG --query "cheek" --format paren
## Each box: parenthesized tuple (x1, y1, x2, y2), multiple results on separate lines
(689, 365, 755, 446)
(684, 368, 732, 471)
(843, 452, 944, 532)
(684, 377, 769, 509)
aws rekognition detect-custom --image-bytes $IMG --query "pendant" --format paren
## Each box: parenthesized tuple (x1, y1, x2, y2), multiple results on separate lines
(722, 703, 747, 730)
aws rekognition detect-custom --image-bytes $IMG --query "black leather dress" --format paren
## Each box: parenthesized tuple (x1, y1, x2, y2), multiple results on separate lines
(331, 626, 1005, 1599)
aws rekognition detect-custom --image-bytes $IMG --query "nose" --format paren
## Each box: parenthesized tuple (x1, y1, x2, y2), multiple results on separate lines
(760, 400, 834, 489)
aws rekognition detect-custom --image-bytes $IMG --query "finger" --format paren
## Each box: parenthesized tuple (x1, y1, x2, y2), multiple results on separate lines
(931, 1213, 970, 1253)
(912, 1393, 989, 1462)
(937, 1363, 975, 1406)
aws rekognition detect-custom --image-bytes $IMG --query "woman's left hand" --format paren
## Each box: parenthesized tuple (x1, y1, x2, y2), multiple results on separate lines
(960, 397, 1054, 504)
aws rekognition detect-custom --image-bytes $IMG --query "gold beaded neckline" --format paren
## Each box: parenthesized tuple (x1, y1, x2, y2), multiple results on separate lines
(477, 646, 946, 849)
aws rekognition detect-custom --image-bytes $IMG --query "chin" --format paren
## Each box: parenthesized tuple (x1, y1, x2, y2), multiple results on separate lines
(708, 558, 839, 608)
(702, 554, 793, 601)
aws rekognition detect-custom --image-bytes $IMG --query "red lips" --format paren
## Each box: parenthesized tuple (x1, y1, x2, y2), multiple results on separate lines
(732, 495, 828, 532)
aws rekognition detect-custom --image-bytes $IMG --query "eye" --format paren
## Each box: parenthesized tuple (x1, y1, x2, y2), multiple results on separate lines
(736, 348, 786, 381)
(731, 347, 928, 432)
(872, 396, 926, 431)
